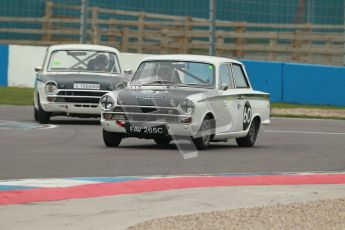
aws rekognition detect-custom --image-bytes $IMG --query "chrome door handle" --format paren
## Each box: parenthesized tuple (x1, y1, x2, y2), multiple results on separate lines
(237, 95, 244, 100)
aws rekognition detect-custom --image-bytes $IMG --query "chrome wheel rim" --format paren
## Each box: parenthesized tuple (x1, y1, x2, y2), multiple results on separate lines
(248, 121, 257, 143)
(201, 120, 211, 145)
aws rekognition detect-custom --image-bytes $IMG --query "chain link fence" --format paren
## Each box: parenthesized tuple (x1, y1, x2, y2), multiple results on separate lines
(0, 0, 344, 65)
(217, 0, 344, 24)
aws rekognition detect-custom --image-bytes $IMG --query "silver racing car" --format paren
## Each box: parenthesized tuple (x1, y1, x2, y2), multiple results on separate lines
(100, 55, 270, 150)
(34, 44, 127, 123)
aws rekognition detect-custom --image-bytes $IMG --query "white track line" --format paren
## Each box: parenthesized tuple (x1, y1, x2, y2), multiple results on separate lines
(0, 179, 101, 187)
(2, 171, 345, 184)
(271, 117, 342, 121)
(265, 130, 345, 135)
(39, 124, 58, 129)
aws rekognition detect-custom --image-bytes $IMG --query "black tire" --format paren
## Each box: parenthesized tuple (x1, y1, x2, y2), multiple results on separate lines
(34, 107, 38, 121)
(103, 129, 123, 147)
(154, 137, 171, 145)
(37, 96, 51, 124)
(192, 117, 214, 150)
(236, 118, 259, 147)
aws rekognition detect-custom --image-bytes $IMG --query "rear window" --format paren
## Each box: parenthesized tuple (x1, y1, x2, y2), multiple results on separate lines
(232, 64, 249, 88)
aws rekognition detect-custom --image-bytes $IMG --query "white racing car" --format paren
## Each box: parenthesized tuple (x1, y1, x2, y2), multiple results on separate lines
(100, 55, 270, 150)
(34, 44, 127, 124)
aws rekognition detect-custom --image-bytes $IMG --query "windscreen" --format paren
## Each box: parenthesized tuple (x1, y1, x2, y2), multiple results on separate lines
(47, 50, 121, 74)
(130, 61, 215, 87)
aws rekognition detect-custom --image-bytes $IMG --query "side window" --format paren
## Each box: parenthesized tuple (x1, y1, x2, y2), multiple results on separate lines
(232, 64, 249, 88)
(219, 64, 232, 88)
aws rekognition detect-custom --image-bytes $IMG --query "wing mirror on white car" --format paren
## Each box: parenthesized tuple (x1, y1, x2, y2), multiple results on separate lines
(34, 66, 43, 73)
(221, 84, 229, 91)
(124, 69, 133, 75)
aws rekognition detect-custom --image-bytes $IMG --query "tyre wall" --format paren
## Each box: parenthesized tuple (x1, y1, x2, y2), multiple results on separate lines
(0, 44, 9, 86)
(243, 60, 345, 106)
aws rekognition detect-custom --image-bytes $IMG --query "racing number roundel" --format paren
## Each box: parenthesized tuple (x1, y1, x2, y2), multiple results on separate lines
(243, 101, 252, 130)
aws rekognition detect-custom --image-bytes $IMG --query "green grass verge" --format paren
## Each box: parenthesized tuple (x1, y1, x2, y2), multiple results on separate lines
(271, 114, 345, 121)
(272, 102, 345, 110)
(0, 87, 345, 119)
(0, 87, 34, 105)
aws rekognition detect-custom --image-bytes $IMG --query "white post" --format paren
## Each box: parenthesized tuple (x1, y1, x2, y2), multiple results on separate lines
(209, 0, 216, 56)
(80, 0, 88, 44)
(343, 0, 345, 65)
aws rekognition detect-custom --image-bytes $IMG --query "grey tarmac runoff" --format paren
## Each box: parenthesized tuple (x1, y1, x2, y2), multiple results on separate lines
(0, 105, 345, 179)
(1, 105, 345, 230)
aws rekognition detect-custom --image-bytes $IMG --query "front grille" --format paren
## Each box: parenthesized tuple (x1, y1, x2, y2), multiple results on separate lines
(57, 91, 105, 97)
(55, 97, 100, 103)
(74, 104, 98, 108)
(113, 106, 180, 115)
(48, 90, 108, 104)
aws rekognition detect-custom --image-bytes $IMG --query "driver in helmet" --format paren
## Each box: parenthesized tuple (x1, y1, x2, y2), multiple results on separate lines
(92, 54, 109, 71)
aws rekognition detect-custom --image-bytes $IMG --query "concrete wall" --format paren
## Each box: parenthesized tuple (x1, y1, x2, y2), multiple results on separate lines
(120, 52, 151, 72)
(1, 44, 345, 106)
(8, 45, 47, 87)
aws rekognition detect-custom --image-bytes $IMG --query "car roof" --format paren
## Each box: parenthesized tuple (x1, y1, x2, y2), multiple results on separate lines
(142, 54, 242, 66)
(48, 44, 120, 54)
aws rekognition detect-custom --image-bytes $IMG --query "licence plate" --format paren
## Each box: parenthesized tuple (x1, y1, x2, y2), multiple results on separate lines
(73, 83, 100, 90)
(125, 124, 167, 135)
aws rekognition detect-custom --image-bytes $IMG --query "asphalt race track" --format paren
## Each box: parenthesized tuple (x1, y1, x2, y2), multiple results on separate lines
(0, 105, 344, 180)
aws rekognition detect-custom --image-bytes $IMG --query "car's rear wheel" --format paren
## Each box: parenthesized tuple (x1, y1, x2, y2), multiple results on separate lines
(103, 129, 123, 147)
(154, 137, 171, 145)
(37, 96, 51, 124)
(192, 116, 214, 150)
(236, 118, 259, 147)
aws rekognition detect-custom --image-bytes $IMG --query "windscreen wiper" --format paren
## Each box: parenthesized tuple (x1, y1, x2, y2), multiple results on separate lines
(141, 80, 176, 86)
(175, 83, 211, 88)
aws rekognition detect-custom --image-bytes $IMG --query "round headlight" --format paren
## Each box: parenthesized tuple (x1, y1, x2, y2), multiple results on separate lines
(100, 95, 115, 111)
(45, 81, 58, 94)
(179, 99, 194, 114)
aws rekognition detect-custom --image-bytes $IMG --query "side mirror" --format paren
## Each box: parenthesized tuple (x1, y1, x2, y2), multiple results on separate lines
(35, 66, 43, 73)
(221, 84, 229, 91)
(124, 69, 133, 75)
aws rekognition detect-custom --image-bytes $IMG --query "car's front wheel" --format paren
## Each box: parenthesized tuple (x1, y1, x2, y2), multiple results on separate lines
(34, 107, 38, 121)
(236, 118, 259, 147)
(192, 117, 213, 150)
(103, 129, 123, 147)
(37, 96, 51, 124)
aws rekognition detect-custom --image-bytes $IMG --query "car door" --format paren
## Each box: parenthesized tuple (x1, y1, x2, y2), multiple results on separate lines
(230, 63, 252, 131)
(216, 63, 243, 133)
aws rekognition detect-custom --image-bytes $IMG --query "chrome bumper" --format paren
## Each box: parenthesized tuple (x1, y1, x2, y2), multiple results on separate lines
(41, 102, 100, 115)
(100, 105, 198, 137)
